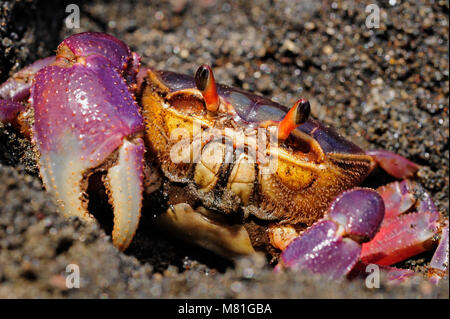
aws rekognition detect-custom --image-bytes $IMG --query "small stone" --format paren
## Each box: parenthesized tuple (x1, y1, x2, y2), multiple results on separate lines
(304, 22, 316, 30)
(322, 45, 333, 55)
(180, 49, 189, 59)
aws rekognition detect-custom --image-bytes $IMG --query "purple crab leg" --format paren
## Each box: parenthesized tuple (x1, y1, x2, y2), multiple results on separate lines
(377, 180, 416, 219)
(361, 211, 439, 266)
(384, 266, 417, 283)
(366, 149, 420, 179)
(429, 222, 449, 282)
(1, 56, 55, 125)
(417, 191, 439, 215)
(361, 181, 441, 266)
(0, 99, 26, 123)
(349, 261, 418, 283)
(0, 56, 55, 102)
(280, 188, 385, 279)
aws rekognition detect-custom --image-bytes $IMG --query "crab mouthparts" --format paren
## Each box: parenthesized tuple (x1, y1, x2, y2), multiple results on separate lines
(156, 203, 255, 259)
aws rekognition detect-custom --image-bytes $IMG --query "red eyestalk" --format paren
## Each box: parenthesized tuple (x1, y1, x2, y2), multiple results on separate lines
(195, 64, 220, 113)
(277, 98, 310, 140)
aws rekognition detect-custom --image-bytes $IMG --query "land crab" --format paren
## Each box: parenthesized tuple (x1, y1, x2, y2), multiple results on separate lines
(0, 32, 448, 282)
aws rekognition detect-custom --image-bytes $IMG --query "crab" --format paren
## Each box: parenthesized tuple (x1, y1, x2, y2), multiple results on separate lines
(0, 32, 448, 282)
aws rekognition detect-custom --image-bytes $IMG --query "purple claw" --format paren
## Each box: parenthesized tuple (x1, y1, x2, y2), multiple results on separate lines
(366, 149, 420, 179)
(32, 54, 143, 159)
(0, 32, 145, 251)
(0, 99, 26, 123)
(281, 220, 362, 280)
(281, 188, 385, 279)
(328, 188, 385, 242)
(0, 56, 55, 102)
(58, 32, 139, 84)
(28, 32, 145, 251)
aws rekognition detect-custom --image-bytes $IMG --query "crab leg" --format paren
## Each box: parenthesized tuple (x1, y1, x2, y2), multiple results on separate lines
(366, 149, 420, 179)
(1, 57, 56, 125)
(278, 183, 445, 281)
(376, 180, 416, 219)
(361, 181, 441, 266)
(0, 99, 26, 123)
(279, 188, 385, 279)
(0, 56, 56, 102)
(361, 210, 440, 266)
(429, 222, 449, 281)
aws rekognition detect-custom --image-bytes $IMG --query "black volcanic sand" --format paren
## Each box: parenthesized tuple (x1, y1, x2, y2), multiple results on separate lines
(0, 0, 448, 298)
(0, 0, 68, 83)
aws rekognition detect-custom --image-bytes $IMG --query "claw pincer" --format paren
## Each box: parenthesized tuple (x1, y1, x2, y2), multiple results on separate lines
(30, 33, 145, 250)
(280, 189, 385, 279)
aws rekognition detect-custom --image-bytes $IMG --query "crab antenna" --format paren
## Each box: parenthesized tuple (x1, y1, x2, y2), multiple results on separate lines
(278, 98, 311, 141)
(195, 64, 220, 113)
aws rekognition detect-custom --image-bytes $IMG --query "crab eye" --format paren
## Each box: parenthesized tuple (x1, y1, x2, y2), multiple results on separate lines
(294, 99, 310, 126)
(194, 64, 220, 113)
(278, 98, 311, 141)
(195, 65, 210, 91)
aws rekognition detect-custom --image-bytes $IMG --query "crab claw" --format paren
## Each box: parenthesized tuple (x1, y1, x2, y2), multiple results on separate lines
(361, 181, 441, 266)
(31, 32, 145, 251)
(366, 149, 420, 179)
(280, 188, 385, 279)
(106, 138, 145, 250)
